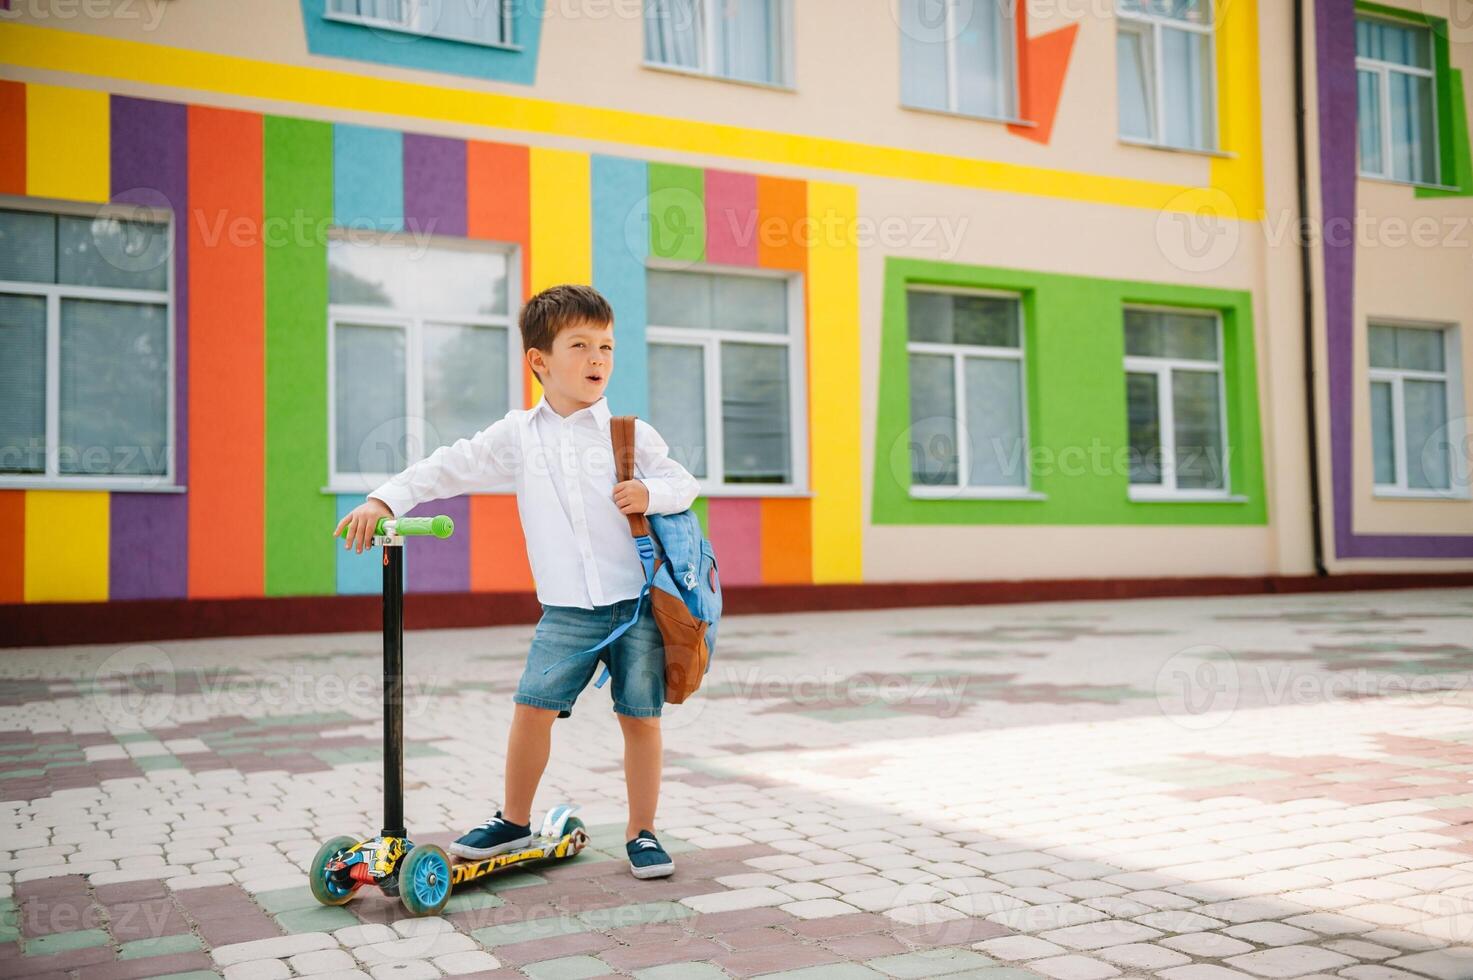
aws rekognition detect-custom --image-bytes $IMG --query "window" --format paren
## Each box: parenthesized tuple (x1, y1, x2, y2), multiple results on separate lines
(643, 0, 789, 86)
(1124, 308, 1228, 498)
(905, 288, 1030, 495)
(646, 267, 803, 490)
(0, 205, 173, 486)
(328, 234, 518, 484)
(1369, 323, 1461, 494)
(900, 0, 1017, 121)
(325, 0, 512, 48)
(1116, 0, 1216, 151)
(1356, 17, 1438, 185)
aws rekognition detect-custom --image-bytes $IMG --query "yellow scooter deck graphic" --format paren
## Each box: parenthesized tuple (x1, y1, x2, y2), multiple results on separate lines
(449, 827, 589, 886)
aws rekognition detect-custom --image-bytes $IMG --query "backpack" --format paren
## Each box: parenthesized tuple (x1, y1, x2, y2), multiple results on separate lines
(542, 416, 721, 703)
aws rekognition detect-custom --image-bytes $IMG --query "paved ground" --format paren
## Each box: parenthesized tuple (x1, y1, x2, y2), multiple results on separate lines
(4, 588, 1473, 980)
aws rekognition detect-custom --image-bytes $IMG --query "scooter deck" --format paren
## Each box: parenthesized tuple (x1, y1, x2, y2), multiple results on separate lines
(450, 825, 589, 888)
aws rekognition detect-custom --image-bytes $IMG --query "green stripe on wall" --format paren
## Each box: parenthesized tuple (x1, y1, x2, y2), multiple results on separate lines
(647, 162, 705, 264)
(264, 116, 336, 595)
(690, 496, 708, 536)
(872, 257, 1267, 526)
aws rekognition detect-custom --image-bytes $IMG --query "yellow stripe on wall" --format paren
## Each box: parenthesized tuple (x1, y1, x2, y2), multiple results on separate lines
(1210, 0, 1266, 219)
(26, 83, 110, 203)
(806, 181, 863, 584)
(0, 23, 1252, 218)
(527, 147, 591, 406)
(23, 491, 110, 602)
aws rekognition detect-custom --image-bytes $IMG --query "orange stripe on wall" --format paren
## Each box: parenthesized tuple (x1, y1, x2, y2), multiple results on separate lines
(0, 81, 23, 195)
(469, 494, 534, 591)
(187, 105, 265, 598)
(756, 176, 808, 272)
(759, 497, 812, 584)
(467, 141, 536, 406)
(0, 492, 23, 603)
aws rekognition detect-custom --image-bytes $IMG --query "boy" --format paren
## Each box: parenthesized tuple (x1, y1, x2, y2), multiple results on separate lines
(334, 284, 699, 879)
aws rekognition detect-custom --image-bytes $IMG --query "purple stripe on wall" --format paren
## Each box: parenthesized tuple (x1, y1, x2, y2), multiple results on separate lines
(406, 494, 470, 593)
(109, 96, 190, 599)
(705, 170, 759, 266)
(403, 134, 467, 238)
(1315, 0, 1473, 559)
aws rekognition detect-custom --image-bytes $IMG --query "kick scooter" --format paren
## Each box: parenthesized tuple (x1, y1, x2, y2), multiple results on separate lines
(310, 514, 589, 917)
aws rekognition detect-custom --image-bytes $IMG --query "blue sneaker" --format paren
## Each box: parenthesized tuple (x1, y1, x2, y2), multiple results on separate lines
(449, 810, 534, 860)
(626, 829, 674, 879)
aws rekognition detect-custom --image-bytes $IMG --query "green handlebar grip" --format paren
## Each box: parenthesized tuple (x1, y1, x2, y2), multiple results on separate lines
(338, 515, 455, 539)
(381, 516, 455, 538)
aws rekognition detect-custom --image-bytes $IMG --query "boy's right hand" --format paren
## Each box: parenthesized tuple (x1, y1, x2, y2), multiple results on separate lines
(334, 498, 393, 555)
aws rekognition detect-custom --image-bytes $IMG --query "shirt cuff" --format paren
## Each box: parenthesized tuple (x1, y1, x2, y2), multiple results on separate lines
(639, 478, 674, 515)
(367, 481, 414, 518)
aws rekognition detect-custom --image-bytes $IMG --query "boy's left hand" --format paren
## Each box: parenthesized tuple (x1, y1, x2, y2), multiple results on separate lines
(612, 480, 649, 515)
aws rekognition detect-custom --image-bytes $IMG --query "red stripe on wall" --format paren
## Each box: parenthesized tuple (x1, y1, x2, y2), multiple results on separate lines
(469, 494, 534, 592)
(187, 105, 265, 598)
(0, 81, 23, 195)
(705, 169, 758, 266)
(0, 492, 22, 603)
(706, 498, 763, 586)
(756, 176, 807, 272)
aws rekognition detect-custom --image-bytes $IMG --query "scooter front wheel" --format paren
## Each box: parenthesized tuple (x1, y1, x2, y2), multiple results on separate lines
(309, 835, 360, 906)
(400, 844, 452, 917)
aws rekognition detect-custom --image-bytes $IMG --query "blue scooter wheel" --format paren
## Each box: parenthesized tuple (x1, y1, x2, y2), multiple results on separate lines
(400, 844, 452, 917)
(309, 836, 360, 906)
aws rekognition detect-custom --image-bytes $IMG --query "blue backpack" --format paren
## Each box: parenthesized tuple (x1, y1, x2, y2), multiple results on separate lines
(541, 416, 721, 703)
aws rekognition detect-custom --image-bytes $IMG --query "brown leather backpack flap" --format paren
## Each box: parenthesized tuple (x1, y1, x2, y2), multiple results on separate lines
(649, 588, 708, 704)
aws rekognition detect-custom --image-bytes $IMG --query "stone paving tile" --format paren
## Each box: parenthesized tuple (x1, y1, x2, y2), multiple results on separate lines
(6, 590, 1473, 978)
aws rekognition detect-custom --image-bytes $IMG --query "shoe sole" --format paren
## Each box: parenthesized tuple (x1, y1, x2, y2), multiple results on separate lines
(448, 833, 535, 860)
(629, 859, 675, 879)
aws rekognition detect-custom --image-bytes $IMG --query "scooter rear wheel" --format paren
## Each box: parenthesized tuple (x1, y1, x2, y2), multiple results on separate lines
(400, 844, 452, 917)
(309, 835, 360, 906)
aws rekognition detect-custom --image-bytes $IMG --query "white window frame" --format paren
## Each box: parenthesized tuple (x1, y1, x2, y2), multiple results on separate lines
(325, 232, 521, 493)
(642, 0, 794, 89)
(645, 259, 807, 497)
(323, 0, 517, 50)
(1116, 2, 1219, 152)
(1124, 305, 1232, 501)
(905, 285, 1037, 500)
(0, 198, 177, 492)
(1354, 15, 1441, 187)
(902, 0, 1020, 124)
(1369, 319, 1467, 498)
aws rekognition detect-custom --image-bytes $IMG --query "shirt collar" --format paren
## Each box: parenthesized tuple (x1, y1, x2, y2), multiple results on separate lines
(534, 395, 611, 428)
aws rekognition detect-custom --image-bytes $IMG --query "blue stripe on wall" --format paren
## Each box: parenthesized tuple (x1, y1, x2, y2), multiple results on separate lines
(592, 155, 649, 417)
(335, 494, 394, 595)
(333, 124, 404, 231)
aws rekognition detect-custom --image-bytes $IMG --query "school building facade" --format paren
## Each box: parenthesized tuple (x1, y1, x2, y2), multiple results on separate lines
(1, 0, 1471, 644)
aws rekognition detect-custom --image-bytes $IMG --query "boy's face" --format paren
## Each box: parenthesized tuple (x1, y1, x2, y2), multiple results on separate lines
(528, 318, 614, 405)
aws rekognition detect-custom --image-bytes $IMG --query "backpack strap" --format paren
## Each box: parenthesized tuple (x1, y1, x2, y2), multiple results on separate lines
(610, 415, 650, 539)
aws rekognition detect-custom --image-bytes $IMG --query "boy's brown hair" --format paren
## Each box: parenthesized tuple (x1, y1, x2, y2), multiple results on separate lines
(520, 284, 613, 378)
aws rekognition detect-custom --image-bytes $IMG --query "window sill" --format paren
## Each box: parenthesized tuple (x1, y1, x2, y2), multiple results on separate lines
(322, 12, 521, 51)
(900, 103, 1036, 128)
(909, 487, 1046, 501)
(696, 484, 811, 498)
(640, 61, 794, 93)
(0, 477, 184, 493)
(1358, 172, 1461, 192)
(1128, 489, 1247, 503)
(1119, 137, 1235, 160)
(1373, 486, 1471, 501)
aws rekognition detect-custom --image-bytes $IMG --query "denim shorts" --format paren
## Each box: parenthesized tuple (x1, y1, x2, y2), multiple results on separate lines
(514, 597, 665, 718)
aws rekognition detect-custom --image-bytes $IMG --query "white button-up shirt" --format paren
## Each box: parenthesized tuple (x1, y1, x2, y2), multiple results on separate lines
(367, 396, 699, 609)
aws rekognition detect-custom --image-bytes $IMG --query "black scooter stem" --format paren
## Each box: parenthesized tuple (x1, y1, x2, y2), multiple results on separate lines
(381, 543, 406, 838)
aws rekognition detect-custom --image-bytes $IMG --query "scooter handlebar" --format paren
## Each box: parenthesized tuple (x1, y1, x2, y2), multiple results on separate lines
(339, 515, 455, 539)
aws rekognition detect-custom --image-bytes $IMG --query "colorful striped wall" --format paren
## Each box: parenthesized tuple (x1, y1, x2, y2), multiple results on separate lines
(1, 82, 864, 605)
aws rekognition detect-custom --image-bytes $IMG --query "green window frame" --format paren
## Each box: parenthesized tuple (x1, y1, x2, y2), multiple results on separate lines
(873, 257, 1266, 527)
